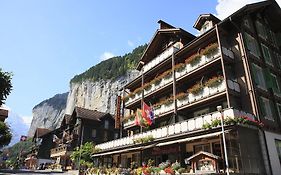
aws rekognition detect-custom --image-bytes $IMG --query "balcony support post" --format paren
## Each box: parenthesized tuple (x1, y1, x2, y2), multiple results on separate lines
(141, 67, 144, 133)
(172, 51, 177, 123)
(215, 25, 231, 108)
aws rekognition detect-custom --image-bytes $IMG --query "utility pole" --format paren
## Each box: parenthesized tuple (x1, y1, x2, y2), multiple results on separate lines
(217, 106, 230, 175)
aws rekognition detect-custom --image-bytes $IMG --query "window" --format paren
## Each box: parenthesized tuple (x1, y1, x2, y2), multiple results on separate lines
(275, 140, 281, 165)
(259, 97, 274, 121)
(269, 30, 278, 47)
(114, 133, 119, 139)
(244, 33, 261, 57)
(270, 73, 281, 94)
(251, 64, 266, 89)
(92, 129, 96, 138)
(104, 120, 109, 129)
(255, 21, 267, 39)
(194, 108, 209, 117)
(261, 44, 273, 65)
(273, 52, 281, 69)
(201, 22, 210, 33)
(194, 144, 211, 153)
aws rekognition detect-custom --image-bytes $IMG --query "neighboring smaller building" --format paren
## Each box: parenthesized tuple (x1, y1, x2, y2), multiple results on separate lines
(49, 107, 117, 170)
(25, 128, 54, 169)
(0, 106, 8, 121)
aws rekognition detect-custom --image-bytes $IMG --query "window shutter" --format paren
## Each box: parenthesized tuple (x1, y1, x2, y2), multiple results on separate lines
(258, 97, 266, 117)
(263, 68, 272, 89)
(269, 100, 276, 121)
(251, 64, 258, 85)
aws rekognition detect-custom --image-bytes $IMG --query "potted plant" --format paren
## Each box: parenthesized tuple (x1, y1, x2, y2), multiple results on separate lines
(188, 83, 204, 95)
(176, 92, 188, 107)
(185, 54, 201, 67)
(175, 63, 186, 77)
(205, 75, 224, 88)
(201, 43, 219, 60)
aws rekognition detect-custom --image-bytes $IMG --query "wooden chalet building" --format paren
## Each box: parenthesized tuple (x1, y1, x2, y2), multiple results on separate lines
(49, 106, 117, 170)
(25, 128, 53, 169)
(93, 1, 281, 175)
(0, 106, 8, 121)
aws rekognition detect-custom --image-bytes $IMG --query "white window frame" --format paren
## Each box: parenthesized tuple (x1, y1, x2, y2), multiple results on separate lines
(260, 96, 274, 121)
(261, 44, 273, 66)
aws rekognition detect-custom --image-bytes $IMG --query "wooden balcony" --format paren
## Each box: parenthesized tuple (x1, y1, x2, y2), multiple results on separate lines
(124, 46, 236, 108)
(50, 144, 72, 158)
(123, 79, 240, 129)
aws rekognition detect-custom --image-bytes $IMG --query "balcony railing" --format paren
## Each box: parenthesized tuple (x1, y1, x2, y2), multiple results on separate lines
(143, 43, 180, 73)
(125, 47, 236, 107)
(50, 144, 71, 157)
(123, 79, 241, 127)
(97, 108, 255, 151)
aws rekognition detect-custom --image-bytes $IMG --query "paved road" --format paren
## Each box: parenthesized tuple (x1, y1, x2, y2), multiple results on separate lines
(0, 169, 79, 175)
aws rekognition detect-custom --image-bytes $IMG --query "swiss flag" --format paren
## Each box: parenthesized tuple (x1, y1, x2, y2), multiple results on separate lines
(142, 102, 153, 126)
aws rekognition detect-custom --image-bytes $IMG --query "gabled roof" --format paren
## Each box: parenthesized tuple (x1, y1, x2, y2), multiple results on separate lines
(136, 20, 195, 70)
(33, 128, 52, 139)
(186, 151, 220, 161)
(75, 107, 110, 121)
(193, 14, 220, 30)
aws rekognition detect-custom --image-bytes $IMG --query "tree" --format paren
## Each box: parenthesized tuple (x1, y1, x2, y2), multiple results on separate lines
(0, 68, 12, 106)
(0, 121, 12, 148)
(70, 142, 99, 168)
(0, 68, 13, 147)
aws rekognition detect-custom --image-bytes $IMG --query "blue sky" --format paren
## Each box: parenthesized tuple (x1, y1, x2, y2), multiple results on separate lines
(1, 0, 278, 127)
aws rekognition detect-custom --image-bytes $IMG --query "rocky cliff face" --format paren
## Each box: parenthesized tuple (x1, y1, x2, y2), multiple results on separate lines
(28, 70, 139, 137)
(28, 93, 68, 137)
(65, 70, 139, 115)
(28, 45, 146, 137)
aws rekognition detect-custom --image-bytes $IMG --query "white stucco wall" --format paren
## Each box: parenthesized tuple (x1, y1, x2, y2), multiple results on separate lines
(264, 131, 281, 175)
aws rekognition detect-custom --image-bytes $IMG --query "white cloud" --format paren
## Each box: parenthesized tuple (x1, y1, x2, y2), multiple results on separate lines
(6, 110, 30, 146)
(127, 40, 135, 47)
(216, 0, 281, 20)
(100, 52, 115, 61)
(21, 115, 33, 126)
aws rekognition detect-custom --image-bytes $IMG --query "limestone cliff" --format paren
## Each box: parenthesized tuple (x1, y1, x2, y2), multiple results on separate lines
(65, 70, 139, 115)
(28, 93, 68, 137)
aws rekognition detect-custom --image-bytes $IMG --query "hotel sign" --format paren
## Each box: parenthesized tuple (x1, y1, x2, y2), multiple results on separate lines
(115, 95, 121, 129)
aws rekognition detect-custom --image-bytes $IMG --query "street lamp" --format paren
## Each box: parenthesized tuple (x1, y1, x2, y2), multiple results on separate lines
(217, 105, 230, 175)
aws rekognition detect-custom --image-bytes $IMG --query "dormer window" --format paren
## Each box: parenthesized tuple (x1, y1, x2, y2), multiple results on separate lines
(201, 21, 211, 33)
(194, 14, 221, 35)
